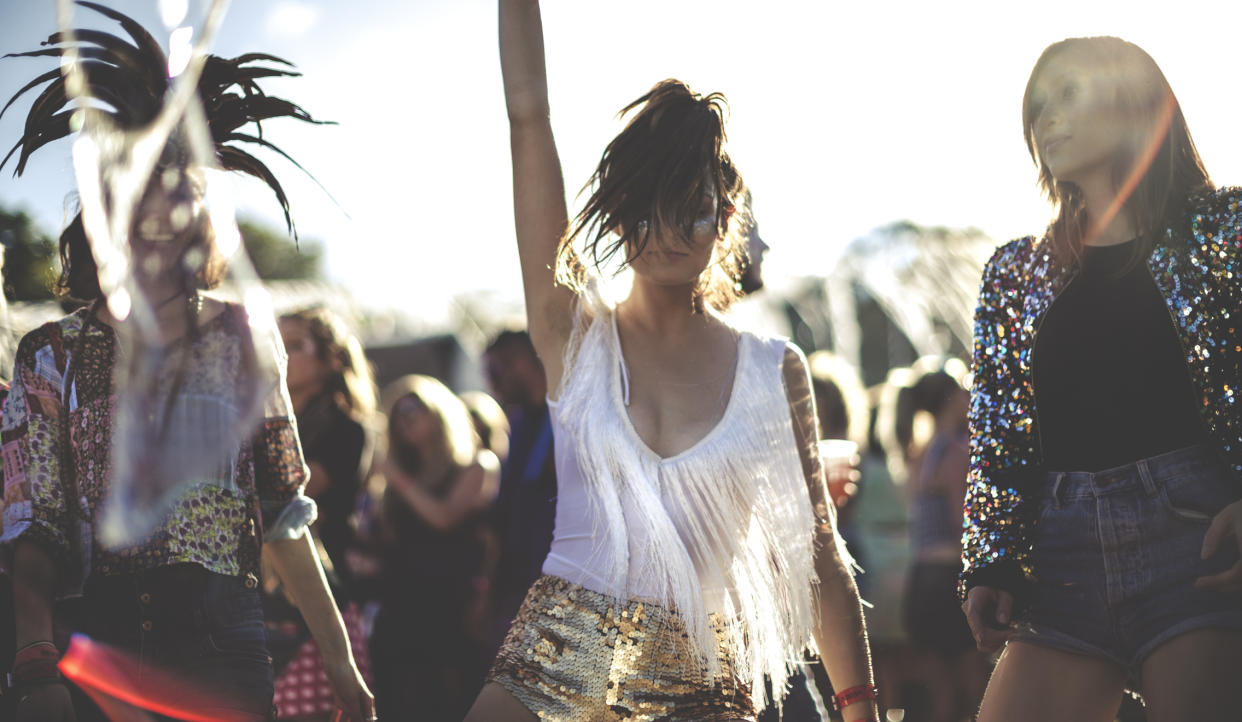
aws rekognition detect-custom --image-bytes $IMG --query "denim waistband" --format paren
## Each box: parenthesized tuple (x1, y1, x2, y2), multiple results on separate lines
(1043, 444, 1222, 504)
(80, 563, 256, 633)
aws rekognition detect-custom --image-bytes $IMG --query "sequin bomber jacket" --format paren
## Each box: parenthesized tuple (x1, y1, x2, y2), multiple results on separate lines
(960, 187, 1242, 603)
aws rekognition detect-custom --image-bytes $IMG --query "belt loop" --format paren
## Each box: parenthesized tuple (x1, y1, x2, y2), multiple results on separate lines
(1137, 458, 1157, 495)
(1050, 472, 1065, 509)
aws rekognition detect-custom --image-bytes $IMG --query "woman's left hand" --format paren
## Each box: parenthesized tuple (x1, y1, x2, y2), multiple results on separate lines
(1195, 499, 1242, 593)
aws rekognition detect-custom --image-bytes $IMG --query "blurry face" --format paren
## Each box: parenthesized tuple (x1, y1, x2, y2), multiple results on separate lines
(129, 164, 208, 287)
(739, 216, 769, 295)
(625, 191, 722, 286)
(393, 394, 437, 446)
(281, 319, 331, 394)
(1028, 50, 1130, 187)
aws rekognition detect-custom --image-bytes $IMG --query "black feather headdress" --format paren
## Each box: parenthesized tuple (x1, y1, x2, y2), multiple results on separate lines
(0, 0, 331, 238)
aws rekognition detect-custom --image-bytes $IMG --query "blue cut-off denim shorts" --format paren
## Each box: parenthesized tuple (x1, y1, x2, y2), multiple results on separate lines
(1013, 444, 1242, 685)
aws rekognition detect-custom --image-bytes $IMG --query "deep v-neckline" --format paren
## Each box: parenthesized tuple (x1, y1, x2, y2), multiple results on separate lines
(609, 313, 744, 464)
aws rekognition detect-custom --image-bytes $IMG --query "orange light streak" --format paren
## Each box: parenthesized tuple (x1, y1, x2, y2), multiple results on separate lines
(59, 635, 259, 722)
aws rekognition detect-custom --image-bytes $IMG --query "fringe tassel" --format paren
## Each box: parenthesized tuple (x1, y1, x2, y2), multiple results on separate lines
(554, 285, 825, 714)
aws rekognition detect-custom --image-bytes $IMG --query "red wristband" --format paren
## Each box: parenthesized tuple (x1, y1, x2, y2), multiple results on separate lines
(11, 641, 61, 684)
(831, 683, 878, 712)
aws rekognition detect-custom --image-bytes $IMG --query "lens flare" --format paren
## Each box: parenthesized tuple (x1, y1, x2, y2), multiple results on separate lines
(60, 635, 258, 722)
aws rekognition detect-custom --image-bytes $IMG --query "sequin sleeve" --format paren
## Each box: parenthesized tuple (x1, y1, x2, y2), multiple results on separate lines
(959, 239, 1042, 603)
(1186, 187, 1242, 479)
(0, 328, 75, 565)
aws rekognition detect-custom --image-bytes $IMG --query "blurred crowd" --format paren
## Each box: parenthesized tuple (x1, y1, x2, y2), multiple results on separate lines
(255, 308, 558, 722)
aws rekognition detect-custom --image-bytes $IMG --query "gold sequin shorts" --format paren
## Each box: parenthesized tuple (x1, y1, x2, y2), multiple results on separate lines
(487, 575, 756, 722)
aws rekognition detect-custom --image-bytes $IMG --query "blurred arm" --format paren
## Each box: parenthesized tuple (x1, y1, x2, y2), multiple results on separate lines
(264, 533, 373, 719)
(386, 451, 500, 532)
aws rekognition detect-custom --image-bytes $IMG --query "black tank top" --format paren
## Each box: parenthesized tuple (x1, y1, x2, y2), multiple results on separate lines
(1032, 239, 1209, 472)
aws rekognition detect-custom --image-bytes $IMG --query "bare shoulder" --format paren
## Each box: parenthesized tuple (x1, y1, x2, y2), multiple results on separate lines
(779, 340, 811, 389)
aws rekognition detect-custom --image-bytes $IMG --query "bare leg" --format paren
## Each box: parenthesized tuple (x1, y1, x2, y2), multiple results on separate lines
(976, 641, 1126, 722)
(463, 682, 539, 722)
(1141, 628, 1242, 722)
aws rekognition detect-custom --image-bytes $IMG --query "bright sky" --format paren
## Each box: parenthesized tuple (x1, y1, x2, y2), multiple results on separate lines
(0, 0, 1239, 318)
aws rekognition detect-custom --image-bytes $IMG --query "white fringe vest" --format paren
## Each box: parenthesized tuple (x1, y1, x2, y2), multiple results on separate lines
(544, 291, 826, 711)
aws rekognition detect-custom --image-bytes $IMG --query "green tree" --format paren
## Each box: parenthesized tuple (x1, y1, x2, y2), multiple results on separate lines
(0, 205, 59, 301)
(239, 218, 322, 280)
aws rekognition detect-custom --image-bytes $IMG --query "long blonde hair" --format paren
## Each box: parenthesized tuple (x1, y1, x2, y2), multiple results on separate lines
(382, 374, 477, 482)
(1023, 37, 1212, 269)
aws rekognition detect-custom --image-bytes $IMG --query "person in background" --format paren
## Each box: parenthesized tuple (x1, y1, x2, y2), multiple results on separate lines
(279, 307, 376, 588)
(266, 307, 378, 721)
(482, 330, 557, 652)
(737, 190, 771, 296)
(809, 351, 870, 520)
(461, 390, 511, 463)
(896, 361, 988, 722)
(369, 375, 499, 721)
(458, 388, 508, 661)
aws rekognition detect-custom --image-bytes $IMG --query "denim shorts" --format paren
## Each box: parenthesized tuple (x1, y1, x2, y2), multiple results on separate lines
(72, 564, 275, 721)
(1014, 444, 1242, 685)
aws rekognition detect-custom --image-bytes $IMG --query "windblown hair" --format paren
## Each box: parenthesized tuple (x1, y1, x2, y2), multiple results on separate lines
(382, 375, 477, 480)
(1, 1, 330, 299)
(1023, 37, 1212, 269)
(558, 79, 748, 311)
(281, 307, 377, 423)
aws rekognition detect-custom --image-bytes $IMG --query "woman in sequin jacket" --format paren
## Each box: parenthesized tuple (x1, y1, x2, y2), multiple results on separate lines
(960, 37, 1242, 721)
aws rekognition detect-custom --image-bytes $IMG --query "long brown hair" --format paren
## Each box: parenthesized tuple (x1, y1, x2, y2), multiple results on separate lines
(558, 79, 749, 311)
(281, 306, 377, 423)
(1022, 37, 1213, 268)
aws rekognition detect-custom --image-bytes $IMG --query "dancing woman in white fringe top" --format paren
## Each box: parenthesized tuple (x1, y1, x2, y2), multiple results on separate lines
(466, 2, 879, 721)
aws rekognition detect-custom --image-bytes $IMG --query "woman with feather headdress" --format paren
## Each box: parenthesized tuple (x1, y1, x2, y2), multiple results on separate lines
(0, 4, 373, 721)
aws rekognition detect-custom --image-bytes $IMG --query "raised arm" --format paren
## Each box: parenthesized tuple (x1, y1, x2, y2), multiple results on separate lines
(499, 0, 575, 391)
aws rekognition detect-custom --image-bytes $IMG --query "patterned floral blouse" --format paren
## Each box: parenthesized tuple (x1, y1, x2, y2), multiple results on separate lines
(0, 304, 315, 596)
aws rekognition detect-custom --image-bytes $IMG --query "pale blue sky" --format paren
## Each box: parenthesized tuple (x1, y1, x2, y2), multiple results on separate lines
(1, 0, 1239, 313)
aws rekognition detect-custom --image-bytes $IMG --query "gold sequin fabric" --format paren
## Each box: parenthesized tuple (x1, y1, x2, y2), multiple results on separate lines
(960, 187, 1242, 602)
(487, 576, 756, 722)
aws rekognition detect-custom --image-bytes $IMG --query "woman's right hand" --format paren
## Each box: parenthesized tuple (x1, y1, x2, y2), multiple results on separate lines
(16, 681, 75, 722)
(962, 585, 1015, 653)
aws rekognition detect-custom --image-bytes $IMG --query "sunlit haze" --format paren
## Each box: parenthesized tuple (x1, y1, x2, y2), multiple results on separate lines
(1, 0, 1238, 318)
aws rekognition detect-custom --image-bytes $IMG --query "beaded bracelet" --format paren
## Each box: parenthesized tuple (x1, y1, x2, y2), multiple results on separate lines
(831, 683, 879, 712)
